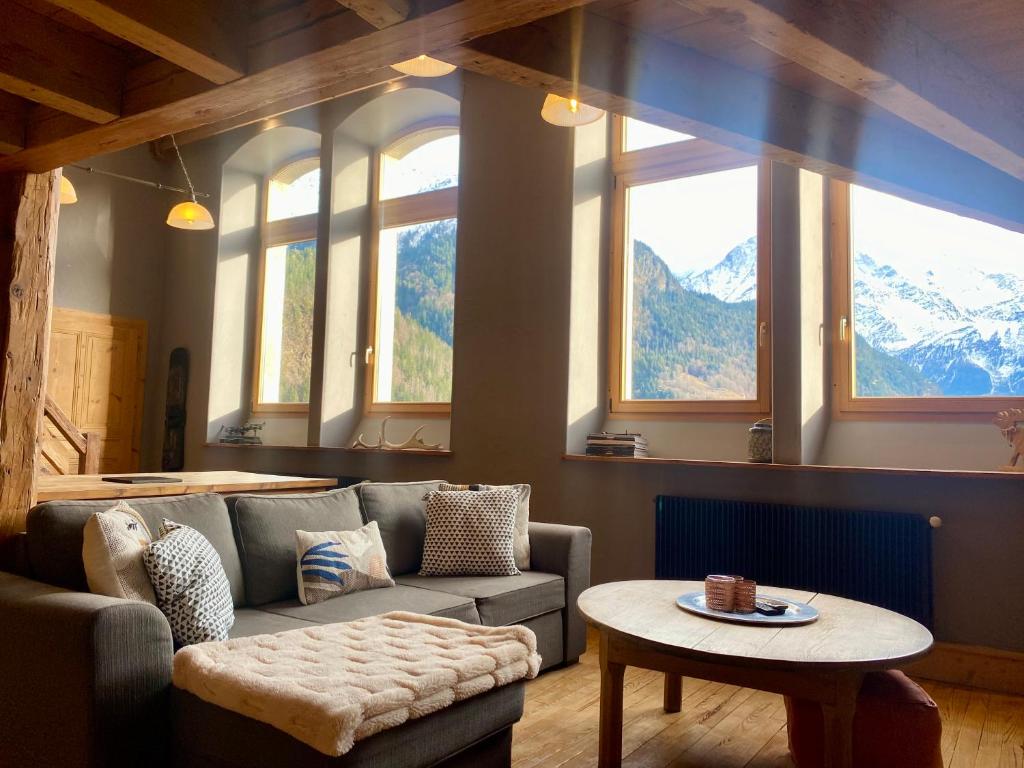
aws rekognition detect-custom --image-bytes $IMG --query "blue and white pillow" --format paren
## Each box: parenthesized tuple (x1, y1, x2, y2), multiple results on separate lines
(296, 521, 394, 605)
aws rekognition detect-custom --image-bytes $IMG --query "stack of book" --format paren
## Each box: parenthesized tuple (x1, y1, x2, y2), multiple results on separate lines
(585, 432, 649, 458)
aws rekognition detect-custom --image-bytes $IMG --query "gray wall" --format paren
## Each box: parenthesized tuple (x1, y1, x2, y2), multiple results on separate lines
(54, 145, 175, 470)
(154, 73, 1024, 653)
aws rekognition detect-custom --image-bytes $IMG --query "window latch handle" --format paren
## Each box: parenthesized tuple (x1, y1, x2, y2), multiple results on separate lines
(758, 321, 768, 348)
(840, 316, 848, 343)
(364, 346, 374, 365)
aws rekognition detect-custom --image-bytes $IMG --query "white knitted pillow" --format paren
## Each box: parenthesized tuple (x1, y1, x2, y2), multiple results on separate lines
(82, 500, 156, 603)
(144, 520, 234, 646)
(420, 488, 521, 577)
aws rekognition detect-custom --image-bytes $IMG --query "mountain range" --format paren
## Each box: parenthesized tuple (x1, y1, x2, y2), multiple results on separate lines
(665, 236, 1024, 397)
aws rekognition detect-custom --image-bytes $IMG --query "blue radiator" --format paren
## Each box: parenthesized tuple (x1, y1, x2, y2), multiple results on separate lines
(655, 496, 934, 627)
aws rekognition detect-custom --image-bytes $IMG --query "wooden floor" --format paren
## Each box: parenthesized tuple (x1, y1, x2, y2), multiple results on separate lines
(514, 636, 1024, 768)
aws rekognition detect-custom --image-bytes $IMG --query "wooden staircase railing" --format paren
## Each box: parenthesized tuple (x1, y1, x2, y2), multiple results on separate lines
(40, 396, 100, 475)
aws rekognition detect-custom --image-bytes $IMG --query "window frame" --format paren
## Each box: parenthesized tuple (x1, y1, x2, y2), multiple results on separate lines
(830, 178, 1024, 420)
(365, 121, 459, 415)
(251, 153, 320, 415)
(608, 115, 773, 418)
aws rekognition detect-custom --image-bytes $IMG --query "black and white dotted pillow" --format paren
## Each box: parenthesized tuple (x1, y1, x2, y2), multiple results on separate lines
(143, 520, 234, 646)
(420, 488, 521, 577)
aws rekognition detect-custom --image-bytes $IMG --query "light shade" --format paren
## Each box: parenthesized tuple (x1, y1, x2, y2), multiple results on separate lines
(390, 55, 456, 78)
(166, 200, 215, 230)
(59, 175, 77, 204)
(540, 94, 604, 127)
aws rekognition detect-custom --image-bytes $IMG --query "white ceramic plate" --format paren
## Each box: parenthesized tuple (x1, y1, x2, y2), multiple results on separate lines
(676, 591, 819, 626)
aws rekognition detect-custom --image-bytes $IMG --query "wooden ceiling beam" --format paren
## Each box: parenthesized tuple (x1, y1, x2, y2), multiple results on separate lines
(673, 0, 1024, 182)
(336, 0, 410, 28)
(447, 11, 1024, 232)
(155, 66, 406, 149)
(0, 0, 598, 173)
(0, 93, 28, 154)
(45, 0, 247, 84)
(0, 2, 125, 123)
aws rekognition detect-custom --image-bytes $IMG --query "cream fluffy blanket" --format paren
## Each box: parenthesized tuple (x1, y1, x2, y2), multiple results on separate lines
(172, 611, 541, 756)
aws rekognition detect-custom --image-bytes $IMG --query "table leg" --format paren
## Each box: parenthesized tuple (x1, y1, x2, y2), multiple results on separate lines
(821, 672, 863, 768)
(598, 633, 625, 768)
(663, 672, 682, 713)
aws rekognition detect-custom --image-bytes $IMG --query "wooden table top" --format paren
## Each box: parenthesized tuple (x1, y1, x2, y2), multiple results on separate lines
(578, 580, 933, 672)
(35, 471, 336, 502)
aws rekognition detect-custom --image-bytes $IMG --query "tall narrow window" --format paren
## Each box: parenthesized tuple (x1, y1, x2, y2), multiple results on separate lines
(610, 115, 771, 415)
(368, 126, 459, 412)
(832, 180, 1024, 416)
(253, 156, 319, 412)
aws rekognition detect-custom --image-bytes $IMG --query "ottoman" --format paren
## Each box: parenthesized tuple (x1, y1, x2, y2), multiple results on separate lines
(172, 681, 525, 768)
(785, 670, 942, 768)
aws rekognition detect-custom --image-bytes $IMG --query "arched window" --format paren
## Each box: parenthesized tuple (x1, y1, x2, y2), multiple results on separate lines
(367, 125, 459, 410)
(253, 155, 320, 411)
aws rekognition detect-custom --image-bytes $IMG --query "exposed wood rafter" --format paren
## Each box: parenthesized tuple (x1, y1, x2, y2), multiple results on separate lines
(0, 93, 28, 154)
(0, 0, 598, 174)
(673, 0, 1024, 182)
(156, 67, 405, 149)
(336, 0, 410, 28)
(0, 2, 125, 123)
(46, 0, 247, 84)
(447, 10, 1024, 231)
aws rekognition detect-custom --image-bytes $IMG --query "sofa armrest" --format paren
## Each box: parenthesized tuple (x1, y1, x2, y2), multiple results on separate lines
(528, 522, 591, 663)
(0, 571, 174, 768)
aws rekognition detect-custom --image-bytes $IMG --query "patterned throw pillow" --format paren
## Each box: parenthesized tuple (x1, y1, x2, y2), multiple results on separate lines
(438, 483, 532, 570)
(296, 521, 395, 605)
(82, 501, 156, 603)
(143, 520, 234, 646)
(420, 488, 521, 577)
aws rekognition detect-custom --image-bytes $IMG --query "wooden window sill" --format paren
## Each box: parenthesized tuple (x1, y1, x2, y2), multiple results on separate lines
(204, 442, 452, 457)
(562, 453, 1024, 480)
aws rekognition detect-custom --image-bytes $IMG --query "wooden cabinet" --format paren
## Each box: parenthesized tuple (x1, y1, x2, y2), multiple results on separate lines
(43, 308, 146, 474)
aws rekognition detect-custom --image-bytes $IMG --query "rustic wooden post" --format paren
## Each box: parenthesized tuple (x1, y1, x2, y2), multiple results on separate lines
(0, 170, 60, 539)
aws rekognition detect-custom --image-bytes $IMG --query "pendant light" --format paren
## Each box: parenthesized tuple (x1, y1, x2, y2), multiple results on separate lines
(166, 134, 215, 231)
(59, 174, 77, 204)
(390, 54, 456, 78)
(540, 94, 604, 127)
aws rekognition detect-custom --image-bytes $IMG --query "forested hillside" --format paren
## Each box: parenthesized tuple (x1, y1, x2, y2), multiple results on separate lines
(278, 241, 315, 403)
(631, 240, 757, 399)
(390, 218, 457, 401)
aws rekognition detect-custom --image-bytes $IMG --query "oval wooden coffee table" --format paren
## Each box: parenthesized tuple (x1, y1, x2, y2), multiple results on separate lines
(578, 580, 933, 768)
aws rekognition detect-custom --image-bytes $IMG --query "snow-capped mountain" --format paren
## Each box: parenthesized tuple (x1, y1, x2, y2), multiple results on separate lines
(854, 254, 1024, 395)
(669, 236, 1024, 396)
(677, 236, 758, 302)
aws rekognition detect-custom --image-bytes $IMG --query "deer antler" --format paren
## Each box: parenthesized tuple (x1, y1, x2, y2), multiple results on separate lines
(351, 417, 442, 450)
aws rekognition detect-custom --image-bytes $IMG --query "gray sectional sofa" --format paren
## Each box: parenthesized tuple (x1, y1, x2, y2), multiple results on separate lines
(0, 480, 592, 768)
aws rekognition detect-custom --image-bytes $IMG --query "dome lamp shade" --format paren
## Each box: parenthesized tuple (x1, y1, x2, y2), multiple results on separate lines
(391, 55, 457, 77)
(166, 200, 215, 230)
(540, 94, 604, 127)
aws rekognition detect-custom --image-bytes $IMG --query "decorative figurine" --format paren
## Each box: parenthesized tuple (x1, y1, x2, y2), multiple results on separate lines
(217, 421, 265, 445)
(994, 408, 1024, 471)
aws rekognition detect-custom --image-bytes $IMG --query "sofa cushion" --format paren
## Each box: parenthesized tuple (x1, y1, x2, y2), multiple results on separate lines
(27, 493, 246, 607)
(227, 488, 364, 606)
(420, 488, 521, 577)
(81, 501, 156, 603)
(358, 481, 444, 576)
(297, 522, 394, 605)
(259, 584, 480, 625)
(229, 608, 316, 639)
(144, 520, 235, 646)
(396, 571, 564, 626)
